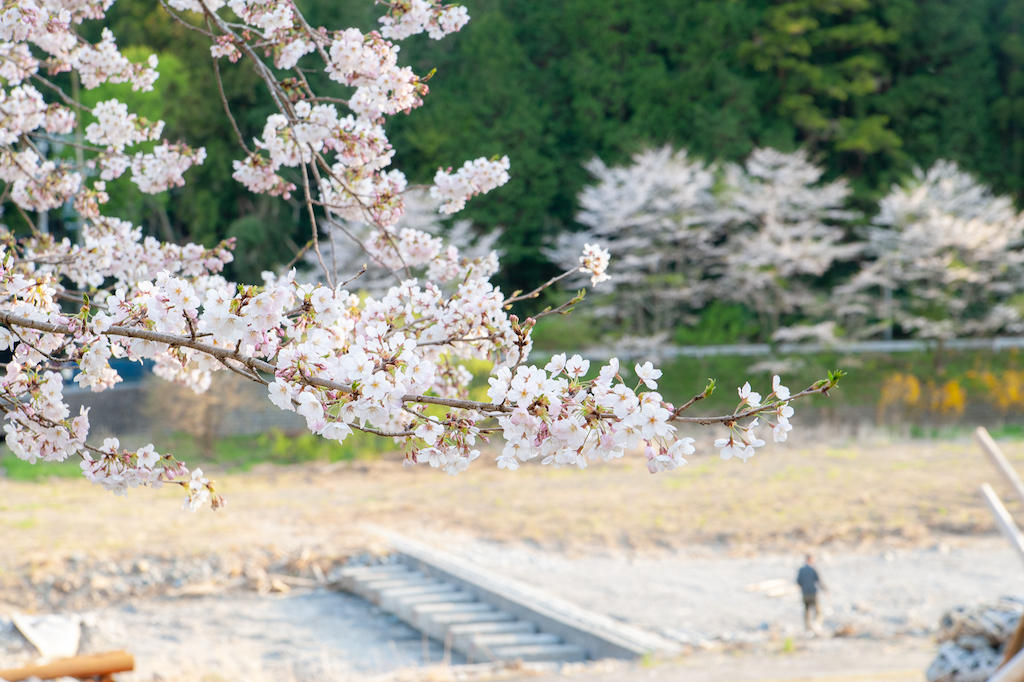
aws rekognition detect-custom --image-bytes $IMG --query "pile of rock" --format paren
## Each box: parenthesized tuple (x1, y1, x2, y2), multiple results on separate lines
(927, 597, 1024, 682)
(0, 546, 356, 612)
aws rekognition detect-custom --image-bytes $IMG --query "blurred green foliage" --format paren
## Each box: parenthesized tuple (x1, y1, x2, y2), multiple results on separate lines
(672, 303, 765, 346)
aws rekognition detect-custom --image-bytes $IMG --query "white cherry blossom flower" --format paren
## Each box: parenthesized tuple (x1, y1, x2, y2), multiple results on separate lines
(738, 382, 761, 407)
(772, 375, 791, 401)
(544, 353, 567, 376)
(564, 354, 590, 379)
(634, 361, 662, 390)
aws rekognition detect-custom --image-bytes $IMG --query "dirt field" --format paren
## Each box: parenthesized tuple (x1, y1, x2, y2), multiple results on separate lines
(1, 431, 1016, 565)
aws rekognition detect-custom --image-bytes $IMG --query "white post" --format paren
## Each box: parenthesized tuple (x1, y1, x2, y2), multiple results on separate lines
(981, 483, 1024, 569)
(976, 427, 1024, 506)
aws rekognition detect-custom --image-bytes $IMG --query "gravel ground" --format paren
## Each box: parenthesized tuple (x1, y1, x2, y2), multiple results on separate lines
(511, 638, 934, 682)
(4, 536, 1018, 681)
(416, 532, 1024, 647)
(92, 591, 461, 681)
(3, 590, 460, 682)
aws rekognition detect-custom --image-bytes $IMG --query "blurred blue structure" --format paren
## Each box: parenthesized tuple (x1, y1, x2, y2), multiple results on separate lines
(62, 358, 153, 389)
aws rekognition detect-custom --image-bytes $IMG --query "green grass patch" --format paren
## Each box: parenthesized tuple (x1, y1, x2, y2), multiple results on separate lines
(1, 427, 399, 482)
(163, 428, 396, 471)
(0, 453, 82, 482)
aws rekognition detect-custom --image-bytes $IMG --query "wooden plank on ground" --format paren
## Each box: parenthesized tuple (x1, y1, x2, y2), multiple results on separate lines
(0, 650, 133, 681)
(1003, 616, 1024, 668)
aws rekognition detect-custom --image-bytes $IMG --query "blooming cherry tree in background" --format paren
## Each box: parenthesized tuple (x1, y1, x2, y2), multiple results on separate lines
(835, 161, 1024, 340)
(550, 146, 727, 332)
(716, 148, 860, 336)
(0, 0, 840, 510)
(554, 146, 859, 339)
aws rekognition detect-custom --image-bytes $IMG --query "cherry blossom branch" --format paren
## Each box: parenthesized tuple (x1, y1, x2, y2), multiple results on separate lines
(672, 377, 841, 425)
(210, 54, 252, 154)
(299, 161, 333, 287)
(0, 310, 515, 413)
(10, 307, 796, 426)
(504, 267, 580, 305)
(673, 379, 715, 417)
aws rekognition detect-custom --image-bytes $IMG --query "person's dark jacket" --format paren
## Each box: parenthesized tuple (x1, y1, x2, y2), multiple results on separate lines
(796, 564, 822, 598)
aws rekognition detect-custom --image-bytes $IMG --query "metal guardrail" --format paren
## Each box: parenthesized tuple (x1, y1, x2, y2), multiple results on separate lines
(567, 335, 1024, 361)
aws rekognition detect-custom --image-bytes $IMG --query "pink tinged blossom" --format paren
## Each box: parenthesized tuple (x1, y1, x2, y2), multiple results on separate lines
(85, 99, 162, 151)
(578, 243, 611, 286)
(414, 419, 444, 445)
(185, 468, 211, 511)
(130, 143, 206, 194)
(44, 104, 75, 134)
(274, 37, 314, 69)
(379, 0, 469, 41)
(638, 403, 674, 440)
(486, 368, 511, 404)
(715, 438, 739, 461)
(210, 34, 241, 61)
(268, 379, 294, 411)
(295, 391, 323, 422)
(496, 448, 519, 470)
(772, 420, 793, 443)
(647, 438, 691, 474)
(232, 154, 295, 198)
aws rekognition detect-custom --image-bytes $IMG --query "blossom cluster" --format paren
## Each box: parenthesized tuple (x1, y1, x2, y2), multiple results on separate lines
(80, 438, 221, 511)
(0, 10, 188, 213)
(579, 243, 611, 287)
(431, 156, 511, 214)
(713, 376, 794, 461)
(1, 367, 88, 465)
(378, 0, 470, 41)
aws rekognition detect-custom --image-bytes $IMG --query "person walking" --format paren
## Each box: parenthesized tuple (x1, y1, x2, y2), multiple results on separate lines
(796, 554, 826, 631)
